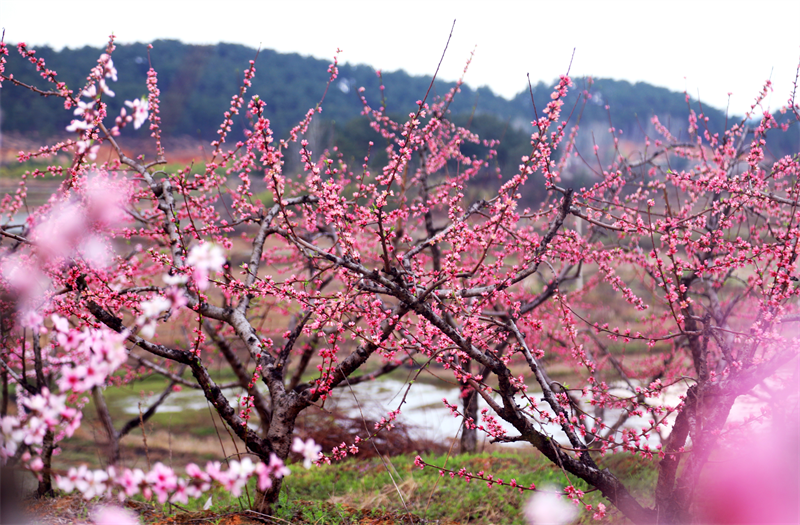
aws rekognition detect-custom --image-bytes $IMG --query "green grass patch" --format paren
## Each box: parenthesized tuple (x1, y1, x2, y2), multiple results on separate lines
(0, 158, 71, 178)
(272, 450, 653, 524)
(110, 450, 655, 524)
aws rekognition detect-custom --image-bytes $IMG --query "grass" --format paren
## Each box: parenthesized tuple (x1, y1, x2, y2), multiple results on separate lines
(279, 451, 656, 524)
(103, 449, 654, 524)
(0, 158, 71, 178)
(22, 449, 650, 524)
(25, 394, 659, 525)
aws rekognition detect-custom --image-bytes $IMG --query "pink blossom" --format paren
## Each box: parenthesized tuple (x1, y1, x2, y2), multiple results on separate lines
(255, 463, 273, 491)
(91, 506, 138, 525)
(1, 254, 51, 307)
(84, 174, 132, 229)
(58, 328, 87, 351)
(51, 314, 70, 333)
(78, 469, 109, 500)
(73, 100, 95, 116)
(56, 326, 127, 393)
(32, 202, 84, 262)
(592, 503, 606, 520)
(137, 295, 172, 338)
(66, 119, 92, 132)
(292, 437, 322, 468)
(22, 416, 46, 445)
(221, 458, 256, 497)
(18, 310, 44, 329)
(146, 462, 178, 503)
(141, 296, 171, 318)
(269, 453, 291, 477)
(186, 243, 225, 290)
(56, 465, 88, 493)
(124, 98, 149, 129)
(76, 140, 100, 159)
(98, 78, 115, 97)
(165, 286, 187, 310)
(58, 365, 87, 392)
(29, 457, 44, 472)
(523, 488, 578, 525)
(98, 53, 117, 81)
(117, 468, 145, 496)
(255, 453, 290, 490)
(170, 480, 190, 505)
(0, 416, 25, 459)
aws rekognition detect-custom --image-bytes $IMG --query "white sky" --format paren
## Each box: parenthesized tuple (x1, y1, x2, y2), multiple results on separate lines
(3, 0, 799, 116)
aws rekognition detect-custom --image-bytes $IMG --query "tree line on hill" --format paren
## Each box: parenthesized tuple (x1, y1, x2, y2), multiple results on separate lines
(2, 39, 797, 179)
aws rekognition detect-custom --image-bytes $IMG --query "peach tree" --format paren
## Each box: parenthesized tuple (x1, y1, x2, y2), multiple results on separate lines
(1, 32, 799, 524)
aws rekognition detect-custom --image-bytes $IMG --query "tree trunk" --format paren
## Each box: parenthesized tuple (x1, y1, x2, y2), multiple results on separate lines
(92, 386, 121, 464)
(460, 360, 478, 453)
(1, 367, 8, 416)
(253, 476, 285, 513)
(252, 398, 300, 514)
(460, 387, 478, 453)
(654, 384, 737, 524)
(36, 430, 54, 497)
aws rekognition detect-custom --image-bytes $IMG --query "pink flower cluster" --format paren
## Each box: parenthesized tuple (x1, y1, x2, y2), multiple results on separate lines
(0, 388, 81, 462)
(523, 487, 578, 525)
(1, 172, 132, 312)
(64, 50, 121, 158)
(292, 437, 322, 468)
(136, 276, 188, 338)
(56, 455, 290, 503)
(52, 315, 128, 393)
(185, 242, 226, 291)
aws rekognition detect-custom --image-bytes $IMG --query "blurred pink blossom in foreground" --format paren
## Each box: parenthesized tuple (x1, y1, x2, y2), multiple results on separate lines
(186, 242, 226, 290)
(0, 172, 132, 313)
(524, 487, 578, 525)
(292, 437, 322, 469)
(90, 505, 138, 525)
(696, 418, 800, 524)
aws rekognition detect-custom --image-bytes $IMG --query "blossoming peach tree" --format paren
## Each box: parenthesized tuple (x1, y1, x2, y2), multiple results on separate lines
(1, 32, 799, 524)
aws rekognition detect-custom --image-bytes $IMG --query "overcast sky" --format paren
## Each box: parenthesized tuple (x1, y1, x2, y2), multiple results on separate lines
(3, 0, 799, 116)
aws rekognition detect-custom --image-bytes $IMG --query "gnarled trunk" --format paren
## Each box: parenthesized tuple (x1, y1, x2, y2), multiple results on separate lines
(252, 397, 300, 514)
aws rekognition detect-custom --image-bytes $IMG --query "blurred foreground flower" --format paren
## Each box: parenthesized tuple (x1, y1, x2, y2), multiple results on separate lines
(90, 505, 138, 525)
(292, 437, 322, 469)
(186, 242, 225, 290)
(524, 487, 578, 525)
(696, 415, 799, 524)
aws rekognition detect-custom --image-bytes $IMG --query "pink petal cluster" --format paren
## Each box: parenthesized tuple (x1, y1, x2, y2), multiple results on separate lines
(135, 280, 187, 338)
(0, 388, 81, 464)
(0, 172, 131, 311)
(90, 506, 139, 525)
(54, 456, 290, 503)
(292, 437, 322, 468)
(524, 488, 578, 525)
(123, 98, 149, 130)
(186, 243, 226, 290)
(53, 316, 128, 393)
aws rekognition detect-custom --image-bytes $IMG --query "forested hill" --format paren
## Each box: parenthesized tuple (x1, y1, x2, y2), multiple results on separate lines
(2, 39, 797, 160)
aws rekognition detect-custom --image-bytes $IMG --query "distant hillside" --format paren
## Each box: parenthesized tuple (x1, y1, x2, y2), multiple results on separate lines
(1, 39, 519, 140)
(2, 40, 797, 163)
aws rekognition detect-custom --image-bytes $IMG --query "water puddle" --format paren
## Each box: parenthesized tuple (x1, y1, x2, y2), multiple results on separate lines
(114, 375, 771, 447)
